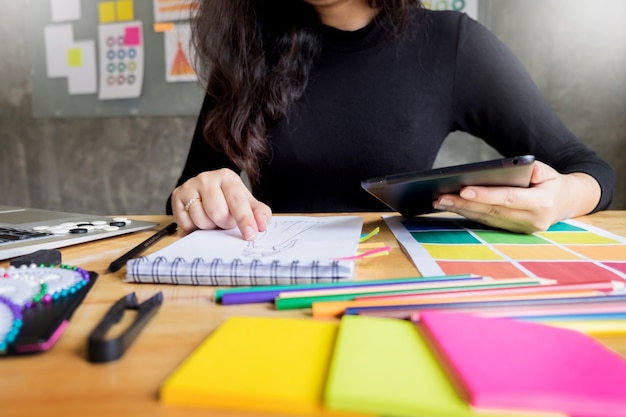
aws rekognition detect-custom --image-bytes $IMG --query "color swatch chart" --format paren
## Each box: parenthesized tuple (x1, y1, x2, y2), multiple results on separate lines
(98, 21, 144, 100)
(385, 216, 626, 284)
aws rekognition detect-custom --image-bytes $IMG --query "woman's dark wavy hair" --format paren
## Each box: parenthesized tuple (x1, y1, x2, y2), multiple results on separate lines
(191, 0, 422, 186)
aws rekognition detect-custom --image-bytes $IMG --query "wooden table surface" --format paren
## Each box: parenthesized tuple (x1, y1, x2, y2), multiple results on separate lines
(2, 211, 625, 417)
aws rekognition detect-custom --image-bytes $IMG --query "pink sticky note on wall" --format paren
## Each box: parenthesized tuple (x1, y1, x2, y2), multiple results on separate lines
(124, 26, 141, 46)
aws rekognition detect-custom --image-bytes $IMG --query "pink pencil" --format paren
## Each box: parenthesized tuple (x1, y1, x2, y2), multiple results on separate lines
(355, 280, 625, 302)
(347, 301, 626, 321)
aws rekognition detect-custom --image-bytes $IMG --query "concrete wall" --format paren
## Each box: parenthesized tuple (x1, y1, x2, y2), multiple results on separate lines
(1, 0, 624, 215)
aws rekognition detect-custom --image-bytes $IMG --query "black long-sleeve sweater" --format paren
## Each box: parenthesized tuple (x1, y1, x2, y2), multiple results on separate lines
(168, 10, 614, 214)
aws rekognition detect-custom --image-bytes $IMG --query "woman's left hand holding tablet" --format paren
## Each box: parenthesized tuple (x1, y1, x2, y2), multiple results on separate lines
(433, 161, 602, 234)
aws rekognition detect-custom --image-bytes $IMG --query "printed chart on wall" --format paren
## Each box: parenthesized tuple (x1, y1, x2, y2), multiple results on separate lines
(385, 215, 626, 285)
(97, 1, 144, 100)
(153, 0, 199, 83)
(422, 0, 479, 20)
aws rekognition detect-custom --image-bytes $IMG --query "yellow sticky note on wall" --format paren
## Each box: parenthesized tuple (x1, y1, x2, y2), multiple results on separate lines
(116, 0, 134, 21)
(98, 2, 116, 23)
(67, 48, 82, 67)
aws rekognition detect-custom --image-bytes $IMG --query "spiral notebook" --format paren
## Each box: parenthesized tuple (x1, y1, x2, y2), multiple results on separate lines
(125, 216, 363, 286)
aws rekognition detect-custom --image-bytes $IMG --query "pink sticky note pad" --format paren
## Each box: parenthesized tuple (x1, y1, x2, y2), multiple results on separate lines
(419, 310, 626, 417)
(124, 26, 141, 46)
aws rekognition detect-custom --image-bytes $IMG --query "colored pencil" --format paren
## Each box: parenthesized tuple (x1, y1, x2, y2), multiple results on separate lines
(312, 289, 601, 318)
(343, 293, 626, 319)
(357, 280, 624, 302)
(277, 277, 549, 299)
(522, 312, 626, 322)
(311, 280, 624, 318)
(215, 274, 479, 304)
(274, 277, 550, 310)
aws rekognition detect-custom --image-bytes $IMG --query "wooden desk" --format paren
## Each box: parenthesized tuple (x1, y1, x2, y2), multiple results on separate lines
(2, 212, 625, 417)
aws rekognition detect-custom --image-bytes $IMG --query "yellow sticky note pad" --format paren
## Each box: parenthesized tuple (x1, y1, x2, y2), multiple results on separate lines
(98, 2, 116, 23)
(116, 0, 134, 21)
(67, 48, 82, 67)
(160, 317, 368, 416)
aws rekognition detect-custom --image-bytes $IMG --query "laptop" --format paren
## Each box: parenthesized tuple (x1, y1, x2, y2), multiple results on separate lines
(0, 204, 159, 261)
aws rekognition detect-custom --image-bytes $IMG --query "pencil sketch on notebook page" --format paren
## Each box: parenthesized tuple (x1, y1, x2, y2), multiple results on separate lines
(243, 220, 321, 257)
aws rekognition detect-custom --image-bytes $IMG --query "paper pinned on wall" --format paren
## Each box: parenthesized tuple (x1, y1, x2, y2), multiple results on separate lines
(153, 0, 199, 23)
(66, 40, 97, 94)
(43, 24, 98, 96)
(44, 24, 74, 78)
(163, 22, 197, 82)
(50, 0, 81, 22)
(97, 21, 145, 100)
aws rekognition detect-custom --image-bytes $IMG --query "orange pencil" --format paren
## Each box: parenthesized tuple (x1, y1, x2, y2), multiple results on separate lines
(312, 290, 602, 318)
(311, 280, 624, 318)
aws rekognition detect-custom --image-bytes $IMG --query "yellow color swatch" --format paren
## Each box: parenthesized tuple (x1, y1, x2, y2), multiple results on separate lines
(98, 2, 116, 23)
(423, 244, 503, 260)
(536, 231, 620, 245)
(116, 0, 134, 21)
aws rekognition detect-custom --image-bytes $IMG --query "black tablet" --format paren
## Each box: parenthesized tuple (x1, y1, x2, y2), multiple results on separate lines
(361, 155, 535, 217)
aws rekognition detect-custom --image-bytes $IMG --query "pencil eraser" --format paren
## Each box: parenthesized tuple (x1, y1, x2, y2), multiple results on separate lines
(10, 249, 62, 268)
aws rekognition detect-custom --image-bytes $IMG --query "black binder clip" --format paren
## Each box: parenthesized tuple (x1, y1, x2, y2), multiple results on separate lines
(87, 292, 163, 363)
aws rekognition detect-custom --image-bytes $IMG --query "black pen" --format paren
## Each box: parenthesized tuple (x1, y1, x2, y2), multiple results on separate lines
(105, 222, 178, 273)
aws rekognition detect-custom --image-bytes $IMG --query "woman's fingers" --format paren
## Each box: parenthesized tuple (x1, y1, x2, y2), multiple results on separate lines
(171, 168, 271, 240)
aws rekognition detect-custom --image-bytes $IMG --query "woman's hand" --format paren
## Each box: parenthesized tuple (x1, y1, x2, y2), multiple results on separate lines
(433, 161, 602, 233)
(171, 168, 272, 240)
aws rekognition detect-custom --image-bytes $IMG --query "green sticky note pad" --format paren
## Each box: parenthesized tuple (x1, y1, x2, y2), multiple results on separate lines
(324, 315, 553, 417)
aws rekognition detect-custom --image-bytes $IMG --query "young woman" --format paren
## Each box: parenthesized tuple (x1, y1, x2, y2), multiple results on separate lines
(168, 0, 614, 240)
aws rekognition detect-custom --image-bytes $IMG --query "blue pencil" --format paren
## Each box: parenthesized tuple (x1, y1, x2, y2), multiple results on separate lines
(217, 274, 480, 304)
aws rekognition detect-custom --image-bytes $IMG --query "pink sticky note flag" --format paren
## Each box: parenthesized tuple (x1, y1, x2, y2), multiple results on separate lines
(124, 26, 141, 46)
(419, 310, 626, 417)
